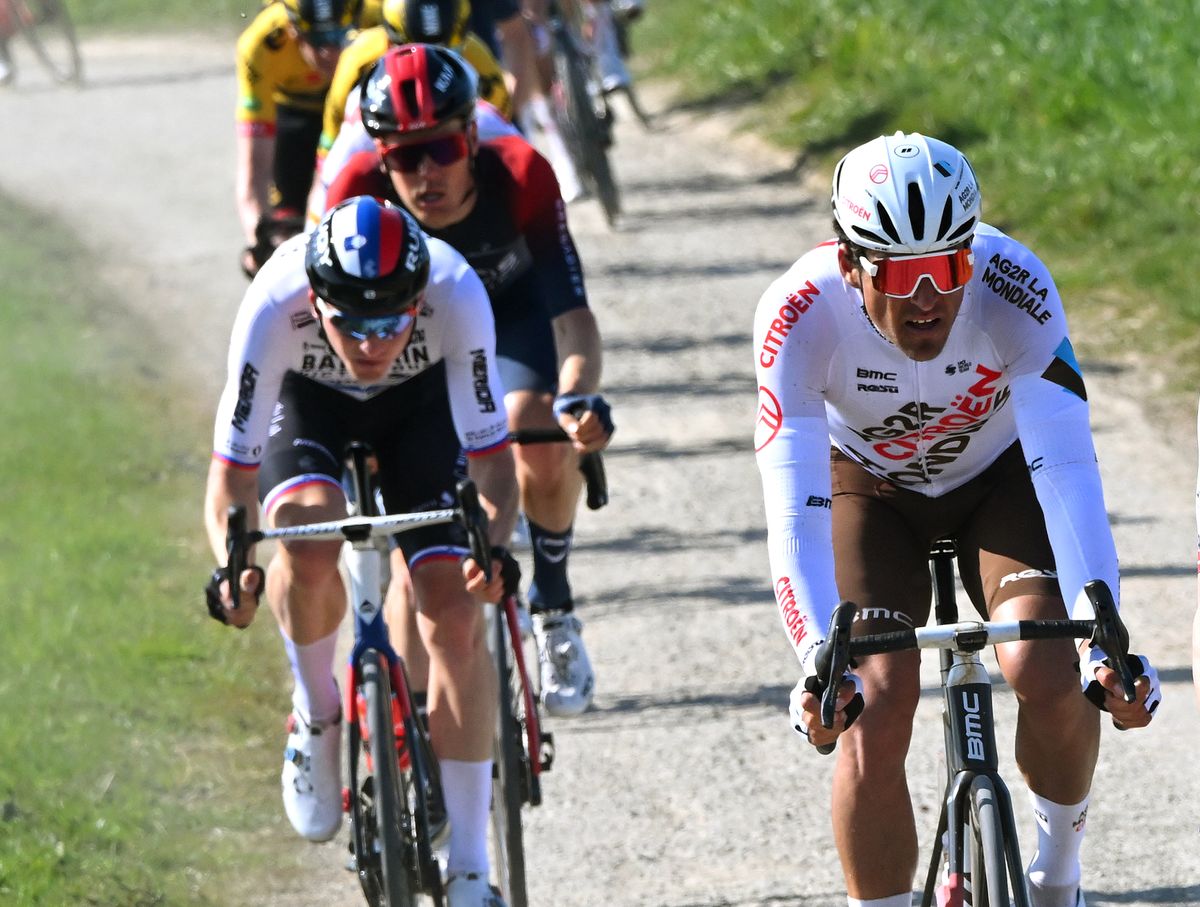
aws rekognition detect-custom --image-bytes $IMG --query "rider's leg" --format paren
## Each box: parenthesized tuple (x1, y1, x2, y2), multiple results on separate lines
(827, 448, 935, 901)
(412, 557, 497, 876)
(507, 389, 584, 611)
(832, 651, 922, 900)
(262, 479, 348, 841)
(266, 481, 347, 722)
(991, 593, 1099, 907)
(383, 548, 429, 693)
(962, 445, 1097, 907)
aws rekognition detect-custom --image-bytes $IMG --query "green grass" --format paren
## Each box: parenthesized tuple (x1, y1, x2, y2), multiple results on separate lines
(0, 197, 294, 904)
(636, 0, 1200, 389)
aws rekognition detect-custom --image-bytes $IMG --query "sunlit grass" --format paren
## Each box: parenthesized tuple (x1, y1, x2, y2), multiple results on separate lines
(0, 198, 287, 903)
(638, 0, 1200, 381)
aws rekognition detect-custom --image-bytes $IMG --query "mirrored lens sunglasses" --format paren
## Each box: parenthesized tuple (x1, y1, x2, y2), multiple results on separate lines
(315, 298, 416, 341)
(859, 247, 975, 299)
(380, 133, 470, 173)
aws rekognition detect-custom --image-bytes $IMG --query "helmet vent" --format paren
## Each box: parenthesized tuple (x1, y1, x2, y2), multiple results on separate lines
(937, 197, 954, 241)
(946, 218, 976, 243)
(875, 202, 901, 245)
(399, 78, 422, 120)
(906, 182, 925, 241)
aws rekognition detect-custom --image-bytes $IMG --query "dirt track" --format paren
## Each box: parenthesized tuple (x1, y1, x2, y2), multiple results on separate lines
(3, 33, 1198, 907)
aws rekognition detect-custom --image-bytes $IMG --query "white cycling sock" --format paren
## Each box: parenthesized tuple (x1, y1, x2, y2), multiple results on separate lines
(441, 759, 492, 876)
(847, 894, 911, 907)
(281, 628, 341, 725)
(1026, 790, 1088, 906)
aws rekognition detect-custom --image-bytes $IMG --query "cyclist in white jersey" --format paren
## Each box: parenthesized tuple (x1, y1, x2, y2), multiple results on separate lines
(754, 132, 1159, 907)
(204, 195, 517, 907)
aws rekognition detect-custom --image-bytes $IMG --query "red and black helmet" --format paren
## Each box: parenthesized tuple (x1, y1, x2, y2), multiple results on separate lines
(359, 43, 478, 138)
(305, 196, 431, 315)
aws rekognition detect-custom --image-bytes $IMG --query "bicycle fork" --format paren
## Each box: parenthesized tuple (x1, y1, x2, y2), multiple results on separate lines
(923, 651, 1030, 907)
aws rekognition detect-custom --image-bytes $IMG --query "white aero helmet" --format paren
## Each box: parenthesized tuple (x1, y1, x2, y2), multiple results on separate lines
(831, 131, 981, 255)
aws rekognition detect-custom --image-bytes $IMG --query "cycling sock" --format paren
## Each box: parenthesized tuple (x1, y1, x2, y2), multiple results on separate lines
(846, 894, 911, 907)
(281, 628, 341, 725)
(1026, 791, 1088, 902)
(527, 520, 574, 613)
(441, 759, 492, 876)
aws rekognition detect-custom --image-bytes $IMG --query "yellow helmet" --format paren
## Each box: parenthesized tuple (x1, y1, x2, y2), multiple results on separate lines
(280, 0, 363, 44)
(382, 0, 471, 47)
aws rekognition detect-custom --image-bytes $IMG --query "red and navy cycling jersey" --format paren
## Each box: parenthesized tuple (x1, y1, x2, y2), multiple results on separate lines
(326, 135, 588, 324)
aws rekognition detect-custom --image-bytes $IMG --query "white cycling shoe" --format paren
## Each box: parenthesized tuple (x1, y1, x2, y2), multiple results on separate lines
(446, 872, 507, 907)
(533, 612, 595, 717)
(281, 708, 342, 842)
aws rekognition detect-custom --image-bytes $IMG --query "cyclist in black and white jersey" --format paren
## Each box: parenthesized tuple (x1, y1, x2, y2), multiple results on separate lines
(205, 195, 517, 907)
(753, 132, 1159, 907)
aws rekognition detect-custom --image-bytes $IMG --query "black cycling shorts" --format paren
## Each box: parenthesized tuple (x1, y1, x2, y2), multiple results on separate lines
(830, 442, 1061, 633)
(258, 366, 469, 564)
(273, 103, 324, 213)
(496, 306, 558, 396)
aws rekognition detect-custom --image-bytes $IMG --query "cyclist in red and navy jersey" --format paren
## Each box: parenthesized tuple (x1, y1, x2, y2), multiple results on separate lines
(325, 43, 612, 719)
(754, 132, 1159, 907)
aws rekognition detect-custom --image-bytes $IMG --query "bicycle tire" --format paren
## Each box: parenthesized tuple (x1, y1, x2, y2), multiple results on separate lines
(490, 614, 530, 907)
(362, 651, 419, 907)
(969, 777, 1011, 907)
(551, 29, 621, 226)
(18, 0, 82, 84)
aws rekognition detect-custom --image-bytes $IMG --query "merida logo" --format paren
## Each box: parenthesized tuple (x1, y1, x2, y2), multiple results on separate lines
(231, 362, 259, 430)
(470, 349, 496, 413)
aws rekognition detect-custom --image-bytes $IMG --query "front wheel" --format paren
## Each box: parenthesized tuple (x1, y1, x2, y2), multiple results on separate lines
(491, 613, 530, 907)
(360, 651, 418, 907)
(18, 0, 82, 84)
(969, 776, 1026, 907)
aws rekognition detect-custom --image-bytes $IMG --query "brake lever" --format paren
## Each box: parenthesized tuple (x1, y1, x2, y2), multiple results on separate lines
(1083, 579, 1136, 704)
(455, 478, 492, 583)
(225, 505, 248, 611)
(814, 601, 857, 755)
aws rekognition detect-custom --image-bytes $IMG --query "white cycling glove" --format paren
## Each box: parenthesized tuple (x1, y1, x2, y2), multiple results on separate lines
(1081, 646, 1161, 719)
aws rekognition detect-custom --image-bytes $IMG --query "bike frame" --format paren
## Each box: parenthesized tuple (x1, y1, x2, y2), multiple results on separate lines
(814, 542, 1135, 907)
(920, 541, 1030, 907)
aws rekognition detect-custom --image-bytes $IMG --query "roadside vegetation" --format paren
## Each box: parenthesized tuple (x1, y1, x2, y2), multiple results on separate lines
(0, 198, 294, 903)
(637, 0, 1200, 390)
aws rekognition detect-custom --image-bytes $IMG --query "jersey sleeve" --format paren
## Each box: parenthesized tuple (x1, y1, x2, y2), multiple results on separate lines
(1009, 328, 1120, 618)
(432, 248, 512, 456)
(211, 285, 296, 469)
(501, 138, 588, 317)
(753, 265, 840, 674)
(235, 19, 279, 135)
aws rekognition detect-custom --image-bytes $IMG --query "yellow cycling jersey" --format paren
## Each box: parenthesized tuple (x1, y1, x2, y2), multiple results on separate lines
(236, 3, 335, 135)
(319, 25, 513, 153)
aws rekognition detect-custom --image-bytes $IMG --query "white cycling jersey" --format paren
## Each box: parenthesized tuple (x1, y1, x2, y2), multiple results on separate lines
(754, 223, 1119, 673)
(213, 232, 510, 468)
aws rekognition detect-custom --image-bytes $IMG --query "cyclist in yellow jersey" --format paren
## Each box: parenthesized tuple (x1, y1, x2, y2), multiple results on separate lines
(236, 0, 363, 278)
(320, 0, 512, 157)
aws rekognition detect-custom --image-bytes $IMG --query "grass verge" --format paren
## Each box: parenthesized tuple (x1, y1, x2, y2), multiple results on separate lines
(635, 0, 1200, 398)
(0, 195, 293, 904)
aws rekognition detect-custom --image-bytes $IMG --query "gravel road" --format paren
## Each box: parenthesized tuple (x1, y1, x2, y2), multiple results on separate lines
(3, 33, 1197, 907)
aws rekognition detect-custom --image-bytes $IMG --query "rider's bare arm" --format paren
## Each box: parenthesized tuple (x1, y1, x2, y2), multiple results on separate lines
(235, 131, 276, 244)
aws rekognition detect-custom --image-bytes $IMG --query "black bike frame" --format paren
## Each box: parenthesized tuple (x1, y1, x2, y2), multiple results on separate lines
(920, 541, 1030, 907)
